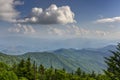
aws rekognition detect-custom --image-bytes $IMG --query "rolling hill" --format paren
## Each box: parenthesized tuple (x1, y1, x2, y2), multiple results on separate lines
(0, 45, 116, 73)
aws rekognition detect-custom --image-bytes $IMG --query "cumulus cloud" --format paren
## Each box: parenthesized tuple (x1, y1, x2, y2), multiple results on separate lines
(8, 24, 36, 34)
(95, 16, 120, 23)
(18, 4, 75, 24)
(0, 0, 20, 22)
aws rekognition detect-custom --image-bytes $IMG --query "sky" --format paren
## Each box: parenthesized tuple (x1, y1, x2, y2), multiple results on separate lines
(0, 0, 120, 53)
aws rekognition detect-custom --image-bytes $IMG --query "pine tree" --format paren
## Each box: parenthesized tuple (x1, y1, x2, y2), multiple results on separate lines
(16, 59, 26, 78)
(104, 43, 120, 80)
(62, 68, 66, 72)
(25, 57, 34, 80)
(33, 61, 36, 80)
(75, 67, 82, 76)
(25, 57, 31, 72)
(39, 64, 45, 75)
(38, 64, 45, 80)
(12, 63, 17, 74)
(90, 71, 96, 78)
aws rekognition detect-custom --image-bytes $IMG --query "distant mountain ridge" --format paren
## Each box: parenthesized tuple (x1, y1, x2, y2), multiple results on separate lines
(0, 36, 117, 55)
(0, 45, 117, 73)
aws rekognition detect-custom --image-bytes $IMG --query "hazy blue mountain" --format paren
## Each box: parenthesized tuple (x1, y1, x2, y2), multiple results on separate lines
(0, 36, 117, 55)
(0, 45, 117, 73)
(96, 45, 116, 53)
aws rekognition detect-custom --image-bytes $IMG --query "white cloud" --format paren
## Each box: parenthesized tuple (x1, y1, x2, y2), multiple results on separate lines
(0, 0, 20, 22)
(14, 0, 24, 5)
(94, 30, 107, 36)
(48, 27, 66, 36)
(95, 16, 120, 23)
(48, 25, 108, 38)
(18, 4, 76, 24)
(8, 24, 36, 34)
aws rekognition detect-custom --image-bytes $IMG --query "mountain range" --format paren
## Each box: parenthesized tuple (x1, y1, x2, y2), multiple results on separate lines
(0, 37, 117, 55)
(0, 45, 116, 73)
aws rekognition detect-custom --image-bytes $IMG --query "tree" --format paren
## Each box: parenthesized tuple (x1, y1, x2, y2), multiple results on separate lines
(16, 58, 34, 80)
(54, 69, 67, 80)
(104, 43, 120, 80)
(12, 63, 17, 73)
(0, 70, 18, 80)
(39, 64, 45, 75)
(75, 67, 82, 76)
(0, 62, 9, 70)
(33, 61, 37, 80)
(16, 59, 26, 78)
(25, 58, 33, 80)
(45, 68, 54, 80)
(90, 71, 96, 78)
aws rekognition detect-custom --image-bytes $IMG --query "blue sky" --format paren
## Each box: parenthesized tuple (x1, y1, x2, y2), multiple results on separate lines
(0, 0, 120, 53)
(17, 0, 120, 24)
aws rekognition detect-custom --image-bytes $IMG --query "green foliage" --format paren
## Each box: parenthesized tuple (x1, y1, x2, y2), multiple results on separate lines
(0, 62, 9, 70)
(104, 43, 120, 80)
(19, 77, 28, 80)
(0, 57, 110, 80)
(75, 67, 82, 76)
(39, 64, 45, 75)
(0, 70, 18, 80)
(0, 62, 18, 80)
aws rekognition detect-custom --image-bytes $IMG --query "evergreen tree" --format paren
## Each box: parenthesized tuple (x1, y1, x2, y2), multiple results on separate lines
(39, 64, 45, 75)
(16, 59, 26, 78)
(25, 58, 34, 80)
(38, 64, 45, 80)
(75, 67, 82, 76)
(25, 57, 31, 72)
(104, 43, 120, 80)
(33, 61, 36, 80)
(90, 71, 96, 78)
(45, 68, 54, 80)
(62, 68, 66, 72)
(12, 63, 17, 73)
